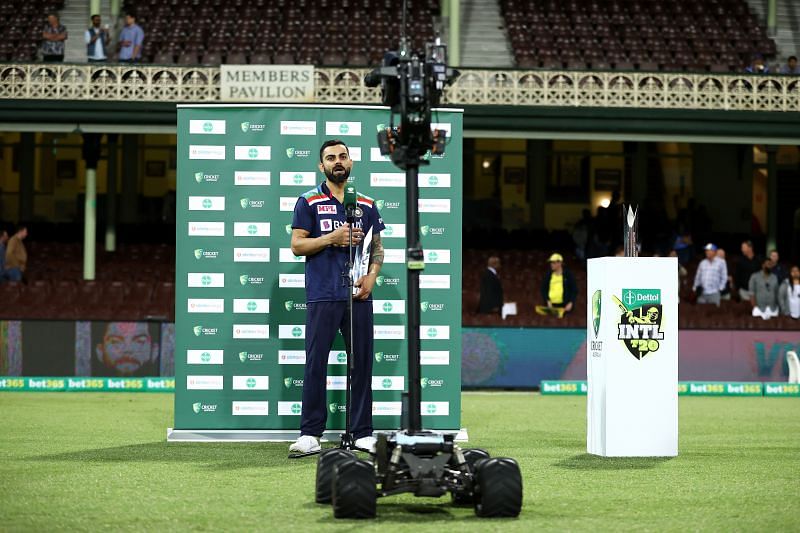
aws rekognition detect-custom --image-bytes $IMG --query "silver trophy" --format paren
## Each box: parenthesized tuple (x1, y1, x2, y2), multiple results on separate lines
(623, 204, 639, 257)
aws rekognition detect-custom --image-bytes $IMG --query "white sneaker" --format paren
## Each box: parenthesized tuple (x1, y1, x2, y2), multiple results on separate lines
(289, 435, 320, 454)
(354, 436, 377, 452)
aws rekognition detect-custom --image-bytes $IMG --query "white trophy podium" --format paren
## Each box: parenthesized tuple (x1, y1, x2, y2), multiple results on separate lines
(586, 257, 678, 457)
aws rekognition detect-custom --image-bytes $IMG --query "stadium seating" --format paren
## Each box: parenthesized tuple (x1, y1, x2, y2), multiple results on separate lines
(127, 0, 440, 66)
(0, 0, 65, 61)
(501, 0, 777, 72)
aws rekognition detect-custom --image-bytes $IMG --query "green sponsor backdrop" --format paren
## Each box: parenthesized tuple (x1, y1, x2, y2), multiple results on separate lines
(175, 105, 463, 430)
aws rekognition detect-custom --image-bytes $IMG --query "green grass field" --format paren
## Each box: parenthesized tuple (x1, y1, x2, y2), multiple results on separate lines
(1, 392, 798, 531)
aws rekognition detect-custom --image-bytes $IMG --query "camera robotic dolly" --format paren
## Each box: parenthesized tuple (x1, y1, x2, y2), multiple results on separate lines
(314, 21, 523, 519)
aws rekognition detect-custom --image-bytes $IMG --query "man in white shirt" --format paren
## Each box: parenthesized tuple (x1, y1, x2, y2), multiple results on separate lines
(693, 243, 727, 306)
(85, 14, 110, 62)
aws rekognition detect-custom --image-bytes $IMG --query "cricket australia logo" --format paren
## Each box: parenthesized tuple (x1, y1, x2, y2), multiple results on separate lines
(615, 288, 663, 359)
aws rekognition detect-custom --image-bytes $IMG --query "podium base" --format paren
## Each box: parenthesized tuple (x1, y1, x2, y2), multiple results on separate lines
(166, 428, 469, 442)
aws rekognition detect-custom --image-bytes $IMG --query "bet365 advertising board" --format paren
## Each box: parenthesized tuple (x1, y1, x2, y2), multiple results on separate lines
(174, 104, 463, 433)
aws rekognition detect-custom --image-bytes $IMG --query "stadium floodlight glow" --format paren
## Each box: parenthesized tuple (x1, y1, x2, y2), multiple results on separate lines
(313, 0, 523, 520)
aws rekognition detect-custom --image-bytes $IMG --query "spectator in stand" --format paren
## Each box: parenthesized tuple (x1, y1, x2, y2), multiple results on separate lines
(0, 227, 8, 283)
(85, 14, 111, 62)
(767, 249, 787, 284)
(4, 224, 28, 282)
(672, 230, 693, 266)
(41, 14, 68, 62)
(693, 243, 727, 306)
(745, 54, 770, 74)
(735, 240, 762, 302)
(778, 265, 800, 319)
(477, 256, 503, 315)
(571, 209, 593, 261)
(779, 56, 799, 75)
(749, 259, 779, 320)
(669, 250, 688, 291)
(118, 13, 144, 63)
(539, 253, 577, 316)
(716, 248, 733, 300)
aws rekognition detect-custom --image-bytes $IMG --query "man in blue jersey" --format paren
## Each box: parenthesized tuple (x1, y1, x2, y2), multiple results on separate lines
(289, 139, 386, 454)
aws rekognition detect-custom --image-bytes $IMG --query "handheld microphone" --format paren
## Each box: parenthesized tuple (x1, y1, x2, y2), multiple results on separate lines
(344, 185, 357, 221)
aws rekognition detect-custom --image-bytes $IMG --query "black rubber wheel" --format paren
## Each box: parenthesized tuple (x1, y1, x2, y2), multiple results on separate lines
(473, 457, 523, 517)
(452, 448, 490, 505)
(315, 448, 355, 504)
(332, 459, 377, 519)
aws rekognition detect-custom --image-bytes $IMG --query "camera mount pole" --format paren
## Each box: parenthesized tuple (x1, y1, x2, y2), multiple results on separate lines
(405, 161, 423, 434)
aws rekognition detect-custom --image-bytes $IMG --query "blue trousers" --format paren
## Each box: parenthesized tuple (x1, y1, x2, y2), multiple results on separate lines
(300, 300, 374, 439)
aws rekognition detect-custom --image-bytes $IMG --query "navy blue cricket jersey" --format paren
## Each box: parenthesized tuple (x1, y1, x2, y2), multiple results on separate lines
(291, 181, 385, 303)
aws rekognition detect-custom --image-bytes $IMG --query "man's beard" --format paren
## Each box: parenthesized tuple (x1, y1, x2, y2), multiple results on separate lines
(325, 165, 350, 184)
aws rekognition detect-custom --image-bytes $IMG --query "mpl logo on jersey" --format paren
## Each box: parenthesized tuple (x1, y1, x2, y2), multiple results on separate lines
(370, 147, 392, 162)
(189, 145, 226, 160)
(423, 402, 450, 416)
(238, 350, 265, 363)
(283, 300, 307, 312)
(239, 197, 266, 210)
(187, 299, 224, 313)
(193, 248, 221, 260)
(234, 145, 271, 160)
(370, 172, 405, 187)
(373, 325, 404, 339)
(233, 248, 270, 263)
(420, 225, 446, 237)
(278, 401, 303, 416)
(420, 351, 450, 365)
(326, 121, 361, 136)
(279, 274, 305, 288)
(374, 352, 401, 363)
(240, 121, 266, 133)
(186, 375, 223, 390)
(186, 350, 223, 365)
(278, 350, 306, 365)
(381, 224, 406, 239)
(193, 171, 220, 183)
(232, 324, 269, 339)
(233, 222, 270, 237)
(373, 300, 406, 314)
(232, 375, 269, 390)
(192, 325, 219, 337)
(192, 402, 218, 414)
(279, 248, 305, 263)
(615, 289, 664, 360)
(328, 351, 347, 365)
(234, 171, 270, 186)
(421, 377, 445, 388)
(420, 301, 446, 313)
(188, 196, 225, 211)
(238, 274, 266, 286)
(419, 275, 450, 289)
(326, 376, 347, 390)
(373, 376, 404, 390)
(280, 197, 297, 211)
(383, 248, 405, 264)
(279, 325, 306, 339)
(373, 402, 402, 416)
(188, 222, 225, 236)
(418, 199, 451, 213)
(285, 147, 312, 159)
(189, 119, 226, 134)
(419, 173, 451, 188)
(280, 121, 317, 135)
(280, 171, 316, 186)
(422, 325, 450, 340)
(187, 273, 224, 288)
(374, 275, 400, 287)
(232, 401, 268, 416)
(233, 299, 269, 314)
(425, 250, 451, 264)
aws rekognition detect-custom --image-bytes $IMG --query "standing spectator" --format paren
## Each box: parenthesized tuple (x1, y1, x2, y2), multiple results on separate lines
(669, 250, 688, 290)
(41, 14, 68, 62)
(571, 209, 593, 261)
(716, 248, 733, 300)
(779, 56, 799, 75)
(477, 256, 503, 315)
(0, 227, 8, 283)
(85, 14, 110, 63)
(748, 259, 779, 320)
(778, 265, 800, 319)
(539, 253, 577, 316)
(767, 249, 787, 284)
(5, 224, 28, 282)
(692, 243, 727, 306)
(735, 240, 761, 302)
(745, 54, 770, 74)
(118, 13, 144, 63)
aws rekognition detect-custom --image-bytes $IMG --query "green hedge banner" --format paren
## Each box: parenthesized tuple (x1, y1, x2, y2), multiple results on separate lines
(0, 377, 174, 392)
(174, 104, 463, 431)
(540, 380, 800, 396)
